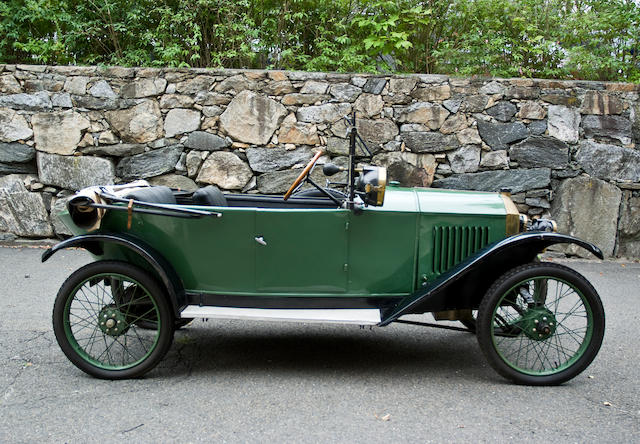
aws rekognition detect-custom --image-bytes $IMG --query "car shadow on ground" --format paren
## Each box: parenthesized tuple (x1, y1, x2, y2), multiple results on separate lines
(157, 320, 494, 383)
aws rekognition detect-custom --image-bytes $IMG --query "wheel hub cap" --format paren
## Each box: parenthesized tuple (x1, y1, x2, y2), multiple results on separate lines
(98, 306, 129, 337)
(518, 307, 557, 341)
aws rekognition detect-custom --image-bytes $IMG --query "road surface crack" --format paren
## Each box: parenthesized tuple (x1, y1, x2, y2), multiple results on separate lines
(121, 423, 144, 434)
(1, 365, 27, 405)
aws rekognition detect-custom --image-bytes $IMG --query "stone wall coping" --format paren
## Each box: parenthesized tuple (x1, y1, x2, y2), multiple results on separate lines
(1, 64, 638, 92)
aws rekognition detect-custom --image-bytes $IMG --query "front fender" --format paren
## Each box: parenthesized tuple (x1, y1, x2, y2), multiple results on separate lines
(380, 232, 602, 325)
(42, 233, 185, 316)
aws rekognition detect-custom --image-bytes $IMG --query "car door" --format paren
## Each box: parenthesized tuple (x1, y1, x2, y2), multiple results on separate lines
(167, 206, 257, 293)
(254, 208, 349, 294)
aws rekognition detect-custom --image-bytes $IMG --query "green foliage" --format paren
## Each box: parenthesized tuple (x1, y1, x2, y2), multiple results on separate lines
(0, 0, 69, 64)
(144, 0, 260, 68)
(353, 0, 451, 73)
(434, 0, 639, 82)
(0, 0, 638, 82)
(434, 0, 569, 78)
(252, 0, 375, 72)
(563, 0, 640, 82)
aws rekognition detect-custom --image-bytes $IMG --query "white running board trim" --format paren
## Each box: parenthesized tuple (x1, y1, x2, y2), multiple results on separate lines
(180, 305, 381, 325)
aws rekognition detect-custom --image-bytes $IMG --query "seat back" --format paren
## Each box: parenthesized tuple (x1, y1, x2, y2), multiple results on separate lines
(192, 185, 227, 207)
(124, 186, 177, 204)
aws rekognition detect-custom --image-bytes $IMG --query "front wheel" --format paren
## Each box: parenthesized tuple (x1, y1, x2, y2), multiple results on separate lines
(53, 261, 175, 379)
(476, 262, 605, 385)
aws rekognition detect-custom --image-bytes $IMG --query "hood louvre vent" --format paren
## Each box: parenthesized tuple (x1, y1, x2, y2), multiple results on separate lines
(432, 226, 490, 274)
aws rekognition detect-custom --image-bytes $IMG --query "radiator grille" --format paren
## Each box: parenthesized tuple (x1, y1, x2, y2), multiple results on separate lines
(432, 226, 490, 274)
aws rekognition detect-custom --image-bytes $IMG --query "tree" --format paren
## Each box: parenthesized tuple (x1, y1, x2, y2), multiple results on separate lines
(0, 0, 637, 82)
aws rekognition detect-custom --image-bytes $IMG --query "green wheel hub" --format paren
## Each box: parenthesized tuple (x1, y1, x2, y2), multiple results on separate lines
(98, 306, 129, 337)
(517, 307, 557, 341)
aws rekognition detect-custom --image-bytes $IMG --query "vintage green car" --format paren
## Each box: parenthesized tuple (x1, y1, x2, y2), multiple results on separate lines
(43, 116, 605, 385)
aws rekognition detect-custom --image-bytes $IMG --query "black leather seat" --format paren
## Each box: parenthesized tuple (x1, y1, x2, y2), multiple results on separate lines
(191, 185, 227, 207)
(124, 186, 176, 204)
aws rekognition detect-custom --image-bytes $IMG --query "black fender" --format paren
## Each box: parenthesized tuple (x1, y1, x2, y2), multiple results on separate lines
(42, 233, 185, 316)
(380, 232, 603, 325)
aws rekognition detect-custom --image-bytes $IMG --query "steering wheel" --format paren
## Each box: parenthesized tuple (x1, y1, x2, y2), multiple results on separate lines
(283, 150, 324, 200)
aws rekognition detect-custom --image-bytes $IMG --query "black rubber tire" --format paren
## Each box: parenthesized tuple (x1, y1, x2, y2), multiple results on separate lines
(476, 262, 605, 385)
(53, 261, 175, 379)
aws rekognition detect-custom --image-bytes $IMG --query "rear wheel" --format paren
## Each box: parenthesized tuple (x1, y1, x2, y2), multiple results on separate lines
(53, 261, 175, 379)
(123, 282, 190, 330)
(476, 262, 605, 385)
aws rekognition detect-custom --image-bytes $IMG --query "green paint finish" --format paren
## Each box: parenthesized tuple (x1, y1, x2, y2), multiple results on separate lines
(58, 186, 513, 299)
(373, 187, 419, 212)
(383, 186, 507, 215)
(414, 187, 508, 215)
(98, 306, 129, 337)
(417, 214, 507, 286)
(354, 188, 508, 293)
(517, 307, 557, 341)
(99, 206, 256, 293)
(348, 208, 418, 295)
(255, 208, 349, 293)
(408, 186, 508, 286)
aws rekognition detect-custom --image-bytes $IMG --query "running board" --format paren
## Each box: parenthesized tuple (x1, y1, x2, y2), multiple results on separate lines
(180, 305, 381, 325)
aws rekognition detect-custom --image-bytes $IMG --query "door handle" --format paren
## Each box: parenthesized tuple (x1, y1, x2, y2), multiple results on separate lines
(255, 236, 267, 246)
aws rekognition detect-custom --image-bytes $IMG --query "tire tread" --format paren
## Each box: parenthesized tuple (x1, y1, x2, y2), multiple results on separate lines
(52, 261, 175, 379)
(476, 262, 605, 385)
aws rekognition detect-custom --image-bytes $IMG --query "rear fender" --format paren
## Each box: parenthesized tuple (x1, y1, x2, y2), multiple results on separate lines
(380, 232, 603, 325)
(42, 233, 184, 316)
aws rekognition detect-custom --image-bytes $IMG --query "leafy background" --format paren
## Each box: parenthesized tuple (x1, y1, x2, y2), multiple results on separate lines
(1, 0, 638, 82)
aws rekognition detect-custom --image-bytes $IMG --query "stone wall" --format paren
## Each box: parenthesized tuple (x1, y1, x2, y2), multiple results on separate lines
(0, 64, 638, 257)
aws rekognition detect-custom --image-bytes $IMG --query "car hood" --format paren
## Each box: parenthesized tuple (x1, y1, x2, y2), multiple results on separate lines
(379, 186, 509, 216)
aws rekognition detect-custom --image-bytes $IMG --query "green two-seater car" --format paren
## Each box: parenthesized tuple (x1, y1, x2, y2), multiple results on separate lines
(43, 116, 605, 385)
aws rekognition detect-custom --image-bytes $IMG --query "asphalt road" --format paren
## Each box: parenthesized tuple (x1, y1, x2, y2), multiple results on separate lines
(0, 245, 638, 443)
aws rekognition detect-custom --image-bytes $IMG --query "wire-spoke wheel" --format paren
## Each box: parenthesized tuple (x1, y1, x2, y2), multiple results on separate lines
(53, 261, 174, 379)
(477, 262, 605, 385)
(462, 259, 547, 334)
